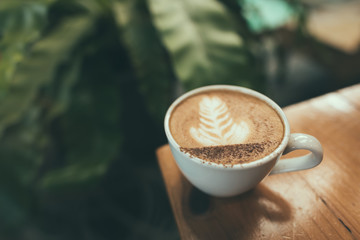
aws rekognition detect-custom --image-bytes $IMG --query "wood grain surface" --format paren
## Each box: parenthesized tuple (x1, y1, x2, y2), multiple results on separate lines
(156, 84, 360, 240)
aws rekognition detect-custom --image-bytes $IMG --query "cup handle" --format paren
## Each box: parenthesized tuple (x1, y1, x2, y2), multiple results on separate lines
(270, 133, 323, 175)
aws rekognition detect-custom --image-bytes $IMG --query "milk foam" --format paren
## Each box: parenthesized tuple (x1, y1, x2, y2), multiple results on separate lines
(189, 96, 250, 146)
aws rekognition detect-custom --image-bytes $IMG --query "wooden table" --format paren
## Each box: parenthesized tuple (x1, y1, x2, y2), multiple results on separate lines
(156, 84, 360, 239)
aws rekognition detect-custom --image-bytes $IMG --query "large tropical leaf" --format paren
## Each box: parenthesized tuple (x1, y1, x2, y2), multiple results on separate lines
(0, 14, 96, 229)
(0, 1, 52, 91)
(0, 15, 95, 136)
(147, 0, 259, 90)
(38, 16, 126, 190)
(113, 0, 175, 124)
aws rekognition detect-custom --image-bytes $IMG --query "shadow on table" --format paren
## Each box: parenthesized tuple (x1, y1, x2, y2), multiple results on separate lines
(182, 184, 292, 239)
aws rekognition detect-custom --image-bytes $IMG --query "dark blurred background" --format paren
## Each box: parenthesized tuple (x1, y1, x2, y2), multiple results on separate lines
(0, 0, 359, 239)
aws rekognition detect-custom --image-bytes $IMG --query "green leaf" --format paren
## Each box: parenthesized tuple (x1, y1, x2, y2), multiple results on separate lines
(0, 15, 95, 136)
(41, 85, 123, 190)
(38, 20, 125, 190)
(0, 104, 45, 229)
(0, 15, 96, 227)
(40, 161, 108, 190)
(44, 56, 83, 122)
(113, 0, 174, 124)
(0, 0, 54, 10)
(147, 0, 258, 90)
(0, 1, 51, 90)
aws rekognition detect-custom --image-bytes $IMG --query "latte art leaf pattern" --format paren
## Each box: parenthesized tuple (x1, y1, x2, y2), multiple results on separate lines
(190, 96, 250, 146)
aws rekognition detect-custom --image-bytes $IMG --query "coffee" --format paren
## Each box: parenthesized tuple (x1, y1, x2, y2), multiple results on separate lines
(169, 89, 284, 165)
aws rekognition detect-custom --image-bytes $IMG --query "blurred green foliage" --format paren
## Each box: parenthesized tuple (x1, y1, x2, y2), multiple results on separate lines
(0, 0, 307, 238)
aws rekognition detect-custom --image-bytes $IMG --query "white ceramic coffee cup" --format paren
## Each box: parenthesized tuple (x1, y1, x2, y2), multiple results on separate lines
(164, 85, 323, 197)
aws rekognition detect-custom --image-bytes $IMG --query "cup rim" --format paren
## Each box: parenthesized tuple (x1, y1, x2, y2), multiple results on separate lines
(164, 85, 290, 170)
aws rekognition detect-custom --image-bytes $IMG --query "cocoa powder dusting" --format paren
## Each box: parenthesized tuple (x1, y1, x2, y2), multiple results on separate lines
(180, 142, 278, 166)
